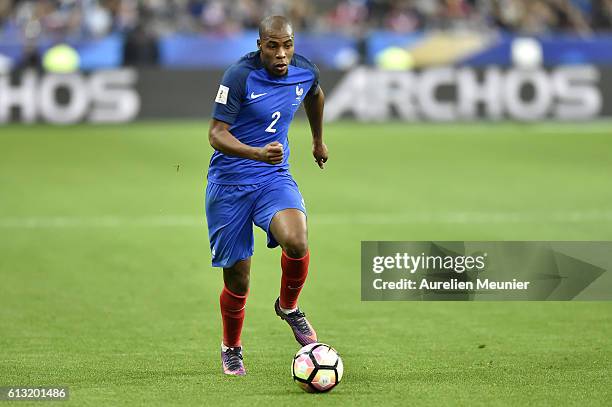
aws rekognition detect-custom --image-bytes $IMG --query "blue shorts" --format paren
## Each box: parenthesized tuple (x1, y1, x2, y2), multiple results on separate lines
(205, 173, 306, 268)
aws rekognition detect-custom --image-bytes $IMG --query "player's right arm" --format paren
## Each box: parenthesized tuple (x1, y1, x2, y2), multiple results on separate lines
(209, 119, 283, 165)
(210, 63, 282, 164)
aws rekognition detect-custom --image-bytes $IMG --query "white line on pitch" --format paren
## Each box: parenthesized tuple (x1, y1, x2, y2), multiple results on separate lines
(1, 211, 612, 228)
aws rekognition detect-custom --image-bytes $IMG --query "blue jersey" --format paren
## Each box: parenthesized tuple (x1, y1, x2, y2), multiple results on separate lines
(209, 51, 319, 185)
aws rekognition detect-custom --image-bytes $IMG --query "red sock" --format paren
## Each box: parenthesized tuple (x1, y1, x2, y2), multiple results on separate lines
(280, 250, 310, 310)
(219, 286, 247, 347)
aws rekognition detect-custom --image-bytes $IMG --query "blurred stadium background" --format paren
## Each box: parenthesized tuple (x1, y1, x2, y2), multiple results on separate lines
(1, 1, 611, 405)
(0, 0, 612, 122)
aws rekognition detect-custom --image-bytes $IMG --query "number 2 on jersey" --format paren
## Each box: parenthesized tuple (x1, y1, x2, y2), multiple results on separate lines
(265, 111, 281, 133)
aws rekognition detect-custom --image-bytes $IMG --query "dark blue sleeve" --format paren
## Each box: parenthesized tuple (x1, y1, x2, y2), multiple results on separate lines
(292, 54, 320, 97)
(212, 64, 250, 125)
(306, 62, 320, 97)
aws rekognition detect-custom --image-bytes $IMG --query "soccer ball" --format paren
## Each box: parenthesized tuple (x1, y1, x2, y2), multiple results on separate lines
(292, 343, 343, 393)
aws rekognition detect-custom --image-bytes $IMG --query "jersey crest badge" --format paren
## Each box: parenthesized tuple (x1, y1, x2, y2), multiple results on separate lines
(293, 84, 304, 106)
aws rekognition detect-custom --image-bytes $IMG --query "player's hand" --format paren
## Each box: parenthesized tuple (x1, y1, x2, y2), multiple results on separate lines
(256, 141, 284, 165)
(313, 142, 328, 169)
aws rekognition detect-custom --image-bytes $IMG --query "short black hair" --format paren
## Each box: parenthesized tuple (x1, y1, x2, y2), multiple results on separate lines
(258, 15, 293, 39)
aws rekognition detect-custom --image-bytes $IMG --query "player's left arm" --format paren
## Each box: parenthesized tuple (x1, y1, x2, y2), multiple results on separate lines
(303, 85, 328, 169)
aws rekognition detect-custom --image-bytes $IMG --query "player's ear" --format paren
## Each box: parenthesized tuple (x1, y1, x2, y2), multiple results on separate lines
(257, 39, 261, 50)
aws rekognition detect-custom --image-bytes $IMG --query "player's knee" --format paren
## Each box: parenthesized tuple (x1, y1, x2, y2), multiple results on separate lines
(226, 274, 249, 295)
(282, 233, 308, 258)
(224, 263, 250, 295)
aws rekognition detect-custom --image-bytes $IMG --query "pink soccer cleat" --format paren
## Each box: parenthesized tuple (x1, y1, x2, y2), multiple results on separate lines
(274, 297, 318, 346)
(221, 346, 246, 376)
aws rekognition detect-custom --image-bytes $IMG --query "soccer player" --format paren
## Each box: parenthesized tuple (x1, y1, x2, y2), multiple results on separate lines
(206, 16, 328, 376)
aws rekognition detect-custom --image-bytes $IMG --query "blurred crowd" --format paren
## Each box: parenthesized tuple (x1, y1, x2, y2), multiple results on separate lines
(1, 0, 611, 42)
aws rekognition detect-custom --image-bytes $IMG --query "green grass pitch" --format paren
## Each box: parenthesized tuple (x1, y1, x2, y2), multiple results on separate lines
(1, 120, 611, 406)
